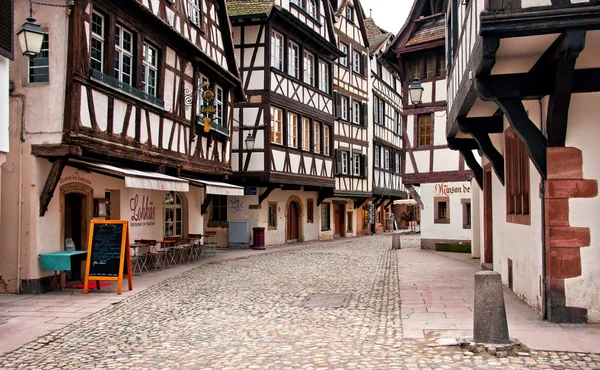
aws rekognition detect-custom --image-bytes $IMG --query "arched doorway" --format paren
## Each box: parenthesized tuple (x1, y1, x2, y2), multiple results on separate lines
(60, 183, 94, 280)
(285, 196, 303, 243)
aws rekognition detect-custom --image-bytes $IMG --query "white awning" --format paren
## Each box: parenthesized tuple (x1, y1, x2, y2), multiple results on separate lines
(185, 178, 244, 196)
(393, 199, 418, 205)
(70, 160, 189, 192)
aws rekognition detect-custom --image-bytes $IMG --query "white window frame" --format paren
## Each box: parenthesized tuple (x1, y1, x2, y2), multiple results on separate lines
(142, 42, 158, 97)
(271, 31, 284, 71)
(341, 151, 349, 174)
(353, 154, 361, 176)
(289, 41, 299, 78)
(271, 106, 283, 144)
(288, 112, 298, 148)
(395, 153, 400, 173)
(304, 51, 315, 86)
(313, 121, 321, 153)
(341, 96, 348, 121)
(352, 101, 360, 125)
(324, 125, 330, 155)
(339, 43, 348, 67)
(187, 0, 201, 27)
(319, 60, 329, 93)
(164, 192, 183, 237)
(91, 11, 104, 72)
(114, 25, 134, 86)
(306, 0, 316, 17)
(215, 85, 224, 126)
(302, 118, 310, 150)
(375, 145, 380, 168)
(347, 6, 354, 22)
(353, 51, 361, 74)
(28, 33, 49, 83)
(384, 149, 390, 170)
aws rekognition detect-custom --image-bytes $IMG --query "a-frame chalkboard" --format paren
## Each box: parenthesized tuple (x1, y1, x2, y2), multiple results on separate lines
(84, 220, 133, 295)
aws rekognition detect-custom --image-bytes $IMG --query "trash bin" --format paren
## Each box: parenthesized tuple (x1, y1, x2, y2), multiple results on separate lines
(252, 227, 266, 250)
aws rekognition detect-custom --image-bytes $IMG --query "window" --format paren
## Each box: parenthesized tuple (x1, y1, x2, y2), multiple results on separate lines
(187, 0, 201, 27)
(377, 98, 385, 126)
(339, 43, 348, 67)
(505, 127, 530, 223)
(319, 60, 329, 93)
(114, 25, 134, 86)
(321, 202, 331, 231)
(353, 51, 361, 74)
(304, 51, 315, 86)
(373, 96, 379, 123)
(395, 153, 400, 173)
(462, 199, 471, 229)
(28, 33, 49, 83)
(425, 56, 433, 79)
(341, 151, 348, 174)
(436, 52, 446, 77)
(324, 125, 330, 155)
(384, 149, 390, 170)
(353, 154, 361, 176)
(288, 112, 298, 148)
(417, 114, 432, 146)
(211, 195, 228, 223)
(271, 107, 283, 144)
(268, 202, 277, 229)
(214, 85, 224, 126)
(289, 42, 299, 78)
(347, 6, 354, 22)
(302, 118, 310, 150)
(306, 0, 316, 17)
(395, 111, 401, 135)
(374, 145, 380, 168)
(313, 121, 321, 153)
(164, 192, 183, 236)
(352, 101, 360, 125)
(91, 11, 104, 72)
(340, 96, 348, 121)
(411, 58, 421, 79)
(307, 199, 314, 223)
(434, 196, 450, 224)
(271, 32, 284, 70)
(347, 212, 353, 232)
(142, 42, 158, 97)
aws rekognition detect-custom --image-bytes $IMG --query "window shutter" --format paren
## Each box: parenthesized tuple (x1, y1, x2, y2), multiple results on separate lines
(361, 54, 367, 76)
(335, 149, 342, 175)
(0, 0, 14, 60)
(335, 92, 341, 118)
(361, 154, 368, 177)
(362, 102, 368, 128)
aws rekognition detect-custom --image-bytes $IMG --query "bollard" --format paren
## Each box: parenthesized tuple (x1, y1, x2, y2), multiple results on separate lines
(473, 271, 510, 344)
(392, 233, 402, 250)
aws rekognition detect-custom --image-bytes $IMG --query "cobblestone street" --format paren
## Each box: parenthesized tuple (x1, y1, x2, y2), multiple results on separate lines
(1, 234, 600, 369)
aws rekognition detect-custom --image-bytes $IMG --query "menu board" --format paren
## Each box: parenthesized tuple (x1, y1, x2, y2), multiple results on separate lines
(84, 220, 132, 295)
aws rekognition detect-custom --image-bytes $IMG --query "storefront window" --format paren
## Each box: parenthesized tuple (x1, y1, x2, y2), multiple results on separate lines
(164, 192, 182, 236)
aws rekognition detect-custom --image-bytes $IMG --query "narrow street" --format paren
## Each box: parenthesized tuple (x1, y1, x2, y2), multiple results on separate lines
(0, 235, 599, 369)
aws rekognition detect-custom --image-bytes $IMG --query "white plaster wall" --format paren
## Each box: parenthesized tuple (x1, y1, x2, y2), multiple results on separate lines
(564, 92, 600, 322)
(433, 113, 447, 146)
(471, 178, 482, 259)
(0, 57, 8, 153)
(422, 81, 433, 104)
(433, 148, 459, 172)
(420, 182, 473, 242)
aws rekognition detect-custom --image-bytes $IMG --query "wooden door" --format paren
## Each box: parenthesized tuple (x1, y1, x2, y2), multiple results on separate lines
(287, 202, 299, 242)
(334, 204, 344, 238)
(484, 167, 493, 265)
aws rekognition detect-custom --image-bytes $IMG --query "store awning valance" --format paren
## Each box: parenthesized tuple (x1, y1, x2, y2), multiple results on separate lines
(393, 199, 418, 206)
(69, 160, 189, 192)
(186, 178, 244, 196)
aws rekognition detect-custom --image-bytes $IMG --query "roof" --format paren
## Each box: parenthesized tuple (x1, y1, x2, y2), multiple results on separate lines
(364, 17, 391, 53)
(405, 14, 445, 47)
(226, 0, 274, 18)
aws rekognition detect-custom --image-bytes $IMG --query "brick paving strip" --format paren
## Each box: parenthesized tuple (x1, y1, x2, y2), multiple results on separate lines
(0, 234, 598, 369)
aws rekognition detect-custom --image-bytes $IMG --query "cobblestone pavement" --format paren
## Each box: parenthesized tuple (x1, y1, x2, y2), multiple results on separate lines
(1, 234, 600, 369)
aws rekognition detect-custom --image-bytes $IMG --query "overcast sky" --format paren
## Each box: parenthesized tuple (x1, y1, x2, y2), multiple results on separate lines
(359, 0, 413, 35)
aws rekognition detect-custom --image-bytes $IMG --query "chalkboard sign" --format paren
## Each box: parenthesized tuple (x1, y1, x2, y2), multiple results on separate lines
(89, 223, 126, 277)
(84, 220, 132, 295)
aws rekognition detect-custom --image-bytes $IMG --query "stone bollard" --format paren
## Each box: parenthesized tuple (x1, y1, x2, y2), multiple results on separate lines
(392, 233, 402, 250)
(473, 271, 510, 344)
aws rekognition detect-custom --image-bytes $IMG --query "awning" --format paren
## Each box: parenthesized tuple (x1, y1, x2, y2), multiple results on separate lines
(185, 178, 244, 196)
(69, 160, 189, 192)
(393, 199, 418, 206)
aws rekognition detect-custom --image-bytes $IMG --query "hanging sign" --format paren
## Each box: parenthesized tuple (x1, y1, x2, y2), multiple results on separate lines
(202, 87, 216, 133)
(83, 220, 133, 295)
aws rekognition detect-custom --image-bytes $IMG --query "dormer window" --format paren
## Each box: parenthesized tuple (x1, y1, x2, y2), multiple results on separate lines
(347, 6, 354, 23)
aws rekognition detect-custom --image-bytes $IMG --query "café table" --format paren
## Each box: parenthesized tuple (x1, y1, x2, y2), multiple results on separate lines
(38, 250, 89, 292)
(130, 243, 149, 275)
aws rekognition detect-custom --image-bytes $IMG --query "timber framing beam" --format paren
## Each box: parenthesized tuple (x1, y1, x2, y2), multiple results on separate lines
(449, 138, 483, 189)
(317, 189, 334, 206)
(201, 194, 214, 216)
(258, 186, 276, 205)
(457, 116, 505, 185)
(354, 197, 368, 210)
(39, 159, 68, 217)
(32, 144, 82, 158)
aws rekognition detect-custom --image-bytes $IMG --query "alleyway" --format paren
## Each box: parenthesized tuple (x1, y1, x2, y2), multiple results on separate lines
(0, 234, 599, 369)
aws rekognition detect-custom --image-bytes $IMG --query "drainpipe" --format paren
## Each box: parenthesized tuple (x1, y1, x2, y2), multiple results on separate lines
(539, 98, 547, 320)
(10, 93, 26, 294)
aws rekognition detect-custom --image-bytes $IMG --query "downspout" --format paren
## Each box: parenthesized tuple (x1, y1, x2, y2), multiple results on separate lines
(10, 93, 26, 294)
(539, 97, 547, 320)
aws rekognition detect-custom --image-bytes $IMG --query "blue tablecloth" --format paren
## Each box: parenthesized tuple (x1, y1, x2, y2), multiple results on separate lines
(39, 251, 87, 271)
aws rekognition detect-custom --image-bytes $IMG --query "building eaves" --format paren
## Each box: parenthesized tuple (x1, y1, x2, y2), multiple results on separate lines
(226, 0, 274, 18)
(405, 14, 445, 47)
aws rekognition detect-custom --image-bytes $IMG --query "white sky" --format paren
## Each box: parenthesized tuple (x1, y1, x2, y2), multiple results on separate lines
(359, 0, 413, 35)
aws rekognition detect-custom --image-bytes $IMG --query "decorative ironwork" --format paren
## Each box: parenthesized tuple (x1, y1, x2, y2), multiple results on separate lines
(184, 88, 194, 109)
(89, 69, 165, 108)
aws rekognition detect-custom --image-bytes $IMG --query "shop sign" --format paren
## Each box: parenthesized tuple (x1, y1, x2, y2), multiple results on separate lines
(129, 194, 156, 227)
(60, 174, 92, 185)
(229, 197, 243, 213)
(434, 183, 471, 196)
(244, 187, 258, 196)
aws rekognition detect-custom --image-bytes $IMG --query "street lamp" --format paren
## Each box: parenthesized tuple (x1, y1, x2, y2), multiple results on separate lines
(245, 133, 255, 150)
(17, 5, 46, 60)
(408, 78, 424, 106)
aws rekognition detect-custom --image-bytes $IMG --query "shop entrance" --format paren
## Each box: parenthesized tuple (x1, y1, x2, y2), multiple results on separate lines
(64, 193, 85, 250)
(287, 201, 299, 242)
(334, 204, 345, 238)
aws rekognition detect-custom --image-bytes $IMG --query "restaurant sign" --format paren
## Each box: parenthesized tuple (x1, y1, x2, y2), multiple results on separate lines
(434, 183, 471, 197)
(129, 194, 156, 227)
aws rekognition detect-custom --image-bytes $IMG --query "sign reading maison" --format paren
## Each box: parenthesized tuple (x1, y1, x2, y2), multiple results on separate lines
(434, 183, 471, 196)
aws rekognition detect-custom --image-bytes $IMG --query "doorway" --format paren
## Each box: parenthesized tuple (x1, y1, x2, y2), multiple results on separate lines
(334, 204, 345, 238)
(287, 201, 299, 242)
(64, 193, 84, 250)
(483, 165, 493, 266)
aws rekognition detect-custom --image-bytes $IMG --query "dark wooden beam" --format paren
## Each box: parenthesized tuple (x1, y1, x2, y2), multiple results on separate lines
(456, 143, 484, 189)
(456, 116, 504, 134)
(383, 199, 394, 210)
(201, 194, 213, 216)
(317, 189, 333, 206)
(258, 186, 276, 205)
(457, 116, 505, 185)
(39, 159, 68, 217)
(354, 197, 368, 210)
(281, 184, 302, 191)
(31, 144, 82, 158)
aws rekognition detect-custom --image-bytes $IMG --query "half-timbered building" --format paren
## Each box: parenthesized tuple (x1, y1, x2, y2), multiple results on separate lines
(329, 0, 371, 238)
(365, 18, 406, 233)
(385, 0, 473, 247)
(0, 0, 244, 293)
(227, 0, 342, 244)
(445, 0, 600, 323)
